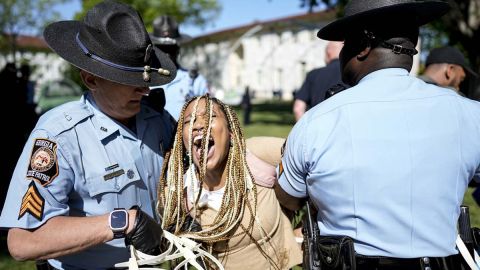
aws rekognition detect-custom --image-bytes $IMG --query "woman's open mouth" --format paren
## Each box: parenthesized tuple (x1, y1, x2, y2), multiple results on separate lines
(192, 134, 215, 161)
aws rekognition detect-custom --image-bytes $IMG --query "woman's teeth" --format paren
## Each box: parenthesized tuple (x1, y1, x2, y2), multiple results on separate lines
(193, 134, 214, 147)
(193, 135, 203, 146)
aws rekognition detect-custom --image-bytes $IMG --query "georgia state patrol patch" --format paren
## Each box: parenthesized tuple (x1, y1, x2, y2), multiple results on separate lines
(26, 138, 58, 186)
(18, 181, 45, 221)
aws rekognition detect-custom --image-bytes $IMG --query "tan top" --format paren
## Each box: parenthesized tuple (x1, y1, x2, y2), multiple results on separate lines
(195, 186, 302, 270)
(246, 136, 286, 167)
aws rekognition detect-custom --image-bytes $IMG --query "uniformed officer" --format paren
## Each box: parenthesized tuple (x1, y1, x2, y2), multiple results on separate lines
(274, 0, 480, 269)
(0, 1, 176, 269)
(149, 15, 209, 120)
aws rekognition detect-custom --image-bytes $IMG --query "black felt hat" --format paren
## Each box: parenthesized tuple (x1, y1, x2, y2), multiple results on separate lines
(150, 15, 192, 46)
(317, 0, 450, 41)
(43, 0, 176, 87)
(426, 46, 478, 77)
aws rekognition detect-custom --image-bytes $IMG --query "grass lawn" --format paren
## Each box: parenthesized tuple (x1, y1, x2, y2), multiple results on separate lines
(237, 100, 296, 138)
(1, 100, 479, 269)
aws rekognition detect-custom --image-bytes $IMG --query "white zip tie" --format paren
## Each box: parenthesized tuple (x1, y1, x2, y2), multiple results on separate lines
(456, 234, 480, 270)
(115, 231, 224, 270)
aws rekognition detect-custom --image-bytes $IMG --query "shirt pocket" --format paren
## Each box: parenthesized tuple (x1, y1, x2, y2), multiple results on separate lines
(85, 162, 141, 197)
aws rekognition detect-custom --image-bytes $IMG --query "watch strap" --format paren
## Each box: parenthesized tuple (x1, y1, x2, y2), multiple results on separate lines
(113, 230, 126, 239)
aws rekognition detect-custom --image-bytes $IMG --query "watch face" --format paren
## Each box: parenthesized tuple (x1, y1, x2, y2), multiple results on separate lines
(110, 210, 127, 231)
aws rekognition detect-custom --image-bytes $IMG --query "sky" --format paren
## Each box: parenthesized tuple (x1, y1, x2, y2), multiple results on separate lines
(55, 0, 324, 37)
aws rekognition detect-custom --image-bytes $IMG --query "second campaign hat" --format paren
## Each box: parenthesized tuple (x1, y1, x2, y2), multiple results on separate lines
(426, 46, 478, 77)
(150, 15, 192, 46)
(43, 0, 176, 87)
(317, 0, 450, 41)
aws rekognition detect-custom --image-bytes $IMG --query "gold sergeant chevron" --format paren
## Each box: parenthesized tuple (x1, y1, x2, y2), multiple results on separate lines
(18, 181, 45, 221)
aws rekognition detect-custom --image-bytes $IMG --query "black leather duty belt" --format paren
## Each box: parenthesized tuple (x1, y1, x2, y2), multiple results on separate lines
(355, 253, 466, 270)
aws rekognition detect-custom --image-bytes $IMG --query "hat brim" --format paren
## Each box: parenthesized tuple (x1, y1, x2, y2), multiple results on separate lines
(317, 1, 450, 41)
(463, 65, 479, 78)
(150, 33, 192, 46)
(44, 21, 176, 87)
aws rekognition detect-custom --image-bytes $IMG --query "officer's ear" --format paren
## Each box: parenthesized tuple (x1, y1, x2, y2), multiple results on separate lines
(356, 46, 372, 61)
(356, 31, 374, 61)
(80, 70, 99, 91)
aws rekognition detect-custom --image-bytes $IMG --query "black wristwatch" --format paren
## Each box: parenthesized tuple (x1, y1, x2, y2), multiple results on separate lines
(109, 208, 128, 239)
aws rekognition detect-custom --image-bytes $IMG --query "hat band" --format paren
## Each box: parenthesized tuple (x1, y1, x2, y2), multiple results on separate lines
(155, 37, 178, 45)
(75, 33, 171, 81)
(380, 41, 418, 56)
(364, 30, 418, 57)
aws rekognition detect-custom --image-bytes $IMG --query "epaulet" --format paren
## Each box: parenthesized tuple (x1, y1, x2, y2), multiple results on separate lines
(36, 101, 93, 136)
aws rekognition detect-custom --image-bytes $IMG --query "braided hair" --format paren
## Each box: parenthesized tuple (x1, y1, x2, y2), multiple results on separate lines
(158, 95, 257, 242)
(157, 95, 280, 269)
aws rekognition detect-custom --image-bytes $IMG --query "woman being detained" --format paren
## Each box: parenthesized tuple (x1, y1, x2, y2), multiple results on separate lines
(157, 95, 302, 269)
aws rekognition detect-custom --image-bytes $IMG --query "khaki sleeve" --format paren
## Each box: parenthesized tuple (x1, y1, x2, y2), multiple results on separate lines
(246, 136, 286, 167)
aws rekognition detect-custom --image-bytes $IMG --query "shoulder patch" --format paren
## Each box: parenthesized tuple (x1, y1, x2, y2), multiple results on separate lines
(18, 181, 45, 221)
(26, 138, 59, 186)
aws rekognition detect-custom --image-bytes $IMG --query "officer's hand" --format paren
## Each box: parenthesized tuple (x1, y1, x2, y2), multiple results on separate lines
(125, 206, 163, 255)
(166, 215, 202, 233)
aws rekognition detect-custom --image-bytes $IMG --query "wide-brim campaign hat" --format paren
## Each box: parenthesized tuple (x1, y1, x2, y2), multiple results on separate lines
(43, 0, 176, 87)
(150, 15, 192, 46)
(317, 0, 450, 41)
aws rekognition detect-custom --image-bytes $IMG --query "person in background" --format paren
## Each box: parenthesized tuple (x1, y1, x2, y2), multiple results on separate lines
(149, 15, 209, 120)
(241, 86, 252, 125)
(1, 63, 22, 213)
(293, 41, 347, 121)
(275, 0, 479, 269)
(419, 46, 478, 95)
(0, 1, 177, 269)
(19, 64, 39, 137)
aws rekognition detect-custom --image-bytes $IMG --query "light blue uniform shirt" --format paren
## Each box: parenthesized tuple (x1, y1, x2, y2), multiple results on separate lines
(279, 68, 480, 258)
(152, 68, 208, 120)
(0, 93, 174, 269)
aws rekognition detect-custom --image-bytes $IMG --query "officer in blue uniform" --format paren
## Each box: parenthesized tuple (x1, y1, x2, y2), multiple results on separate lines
(149, 15, 209, 120)
(0, 1, 176, 269)
(275, 1, 479, 269)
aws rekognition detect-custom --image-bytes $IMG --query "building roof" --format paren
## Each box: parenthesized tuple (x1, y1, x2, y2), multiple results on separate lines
(1, 34, 50, 53)
(184, 8, 337, 46)
(16, 35, 49, 51)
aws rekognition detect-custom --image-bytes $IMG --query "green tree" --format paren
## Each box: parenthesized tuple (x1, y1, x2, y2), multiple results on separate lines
(428, 1, 480, 73)
(76, 0, 221, 32)
(0, 0, 67, 62)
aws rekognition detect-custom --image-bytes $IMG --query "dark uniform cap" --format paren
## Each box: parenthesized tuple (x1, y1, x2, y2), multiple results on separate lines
(43, 0, 176, 87)
(426, 46, 478, 77)
(317, 0, 450, 41)
(150, 15, 192, 46)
